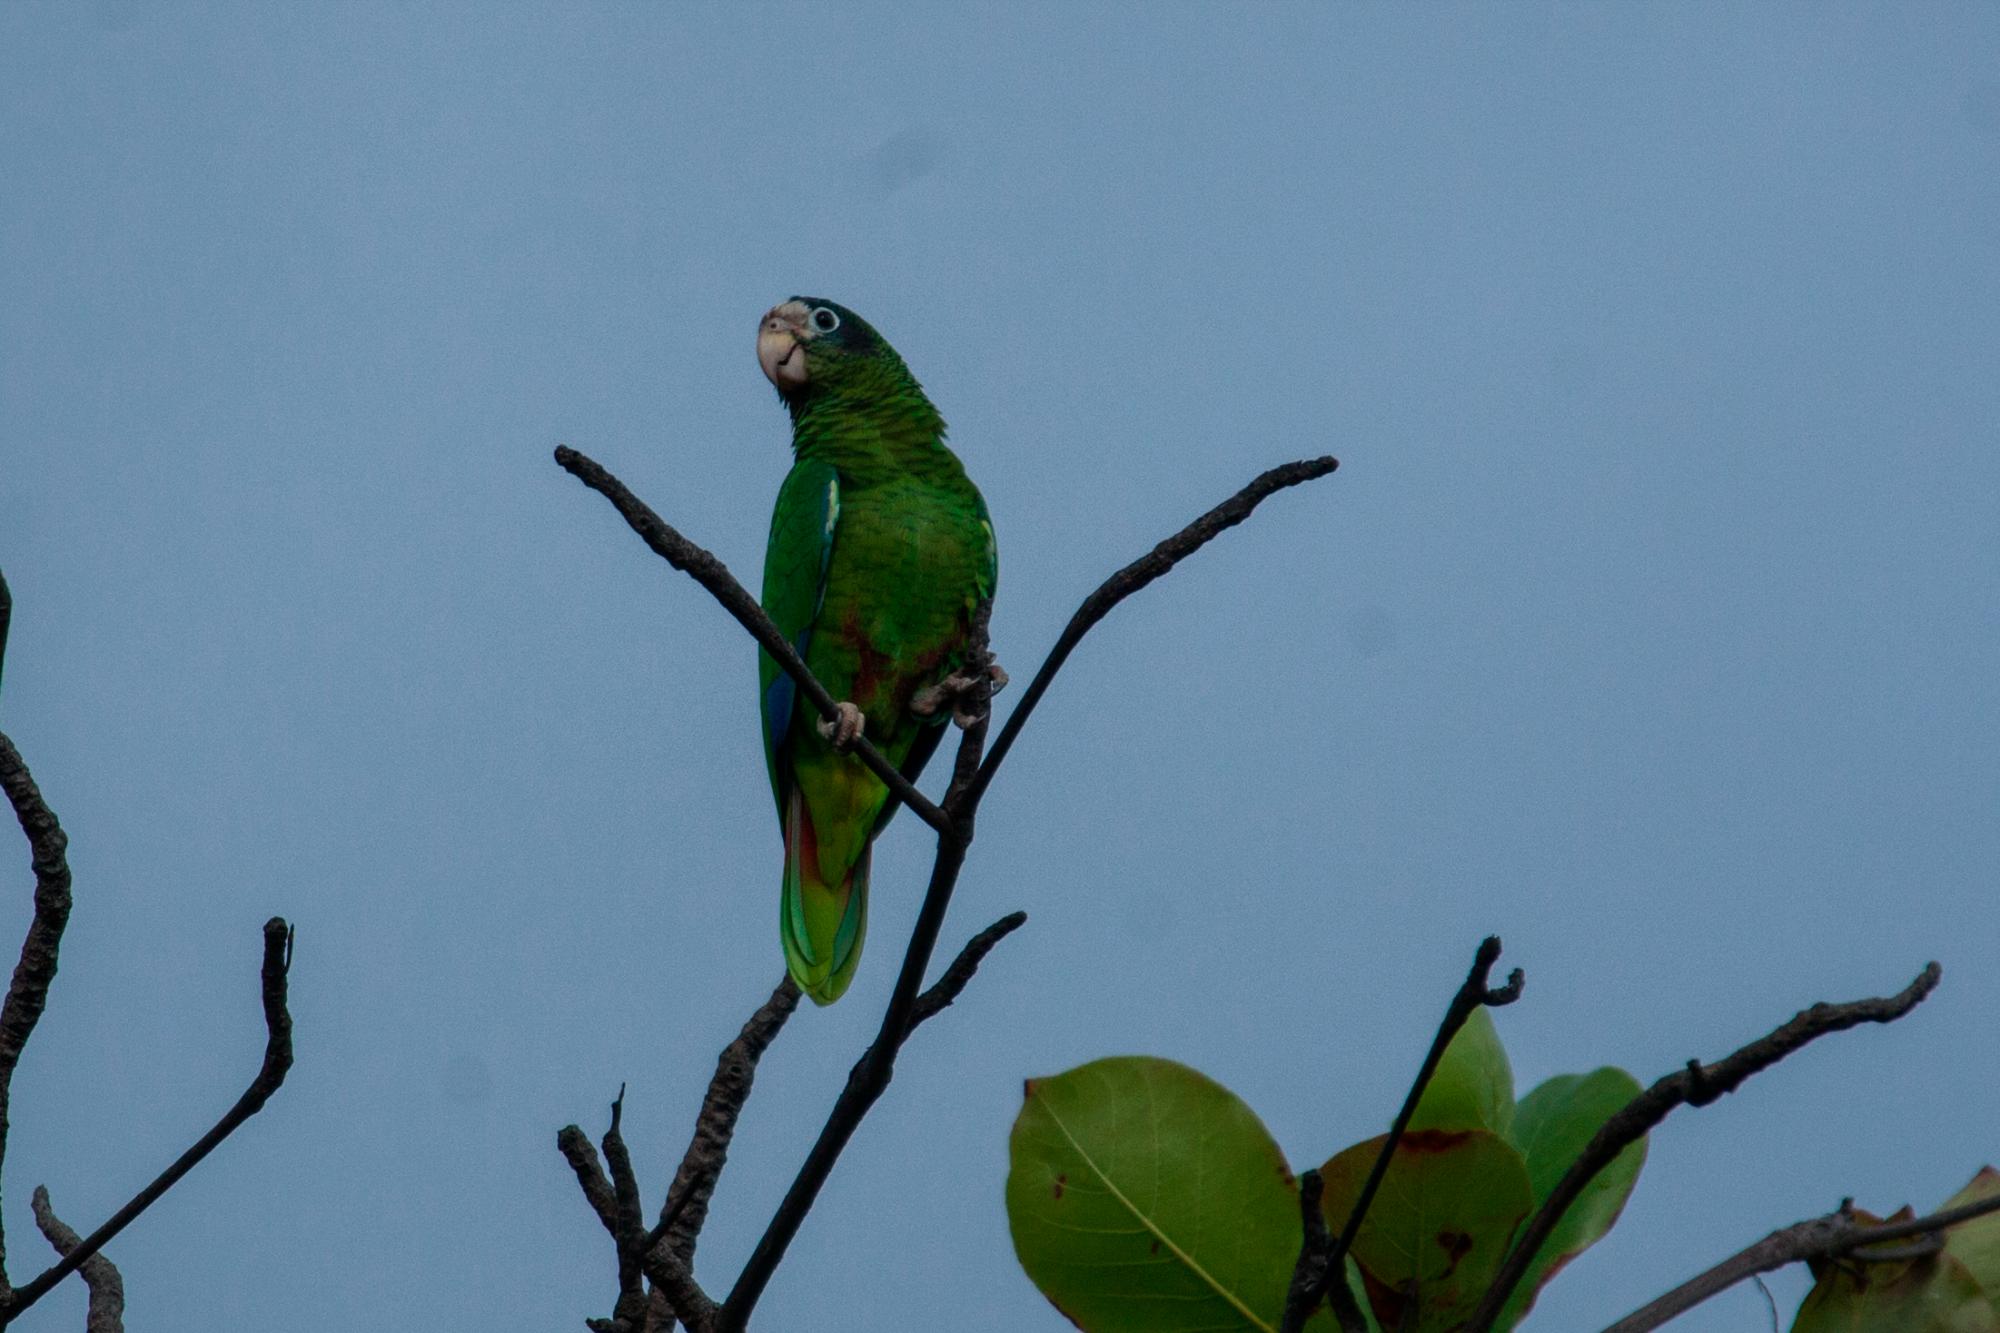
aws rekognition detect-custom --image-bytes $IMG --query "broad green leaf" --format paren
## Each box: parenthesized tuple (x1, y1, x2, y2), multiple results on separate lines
(1007, 1057, 1330, 1332)
(1496, 1066, 1648, 1326)
(1408, 1007, 1515, 1137)
(1794, 1208, 1999, 1333)
(1940, 1167, 2000, 1308)
(1319, 1128, 1533, 1333)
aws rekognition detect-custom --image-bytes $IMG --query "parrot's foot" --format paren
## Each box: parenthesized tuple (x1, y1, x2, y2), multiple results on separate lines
(911, 662, 1010, 729)
(817, 701, 866, 752)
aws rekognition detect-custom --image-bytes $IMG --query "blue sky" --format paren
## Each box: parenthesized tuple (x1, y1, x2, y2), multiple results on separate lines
(2, 5, 1996, 1329)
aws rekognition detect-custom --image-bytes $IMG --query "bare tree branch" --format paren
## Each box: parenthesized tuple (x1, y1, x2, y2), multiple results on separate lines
(965, 454, 1339, 808)
(1603, 1188, 2000, 1333)
(29, 1189, 121, 1333)
(0, 728, 72, 1296)
(551, 449, 1341, 1331)
(910, 911, 1027, 1028)
(1283, 935, 1524, 1333)
(5, 918, 297, 1321)
(1466, 961, 1943, 1333)
(553, 446, 953, 839)
(632, 979, 801, 1332)
(649, 978, 801, 1264)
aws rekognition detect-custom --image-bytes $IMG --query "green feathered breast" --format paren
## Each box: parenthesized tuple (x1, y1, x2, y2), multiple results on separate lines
(756, 297, 996, 1003)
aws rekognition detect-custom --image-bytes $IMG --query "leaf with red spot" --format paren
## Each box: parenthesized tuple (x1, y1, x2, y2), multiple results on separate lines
(1318, 1128, 1533, 1333)
(1006, 1056, 1337, 1332)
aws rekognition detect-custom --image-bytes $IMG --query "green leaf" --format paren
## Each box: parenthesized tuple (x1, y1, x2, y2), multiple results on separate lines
(1940, 1167, 2000, 1309)
(1794, 1208, 2000, 1333)
(1408, 1007, 1515, 1137)
(1496, 1066, 1648, 1326)
(1007, 1056, 1326, 1333)
(1319, 1128, 1533, 1333)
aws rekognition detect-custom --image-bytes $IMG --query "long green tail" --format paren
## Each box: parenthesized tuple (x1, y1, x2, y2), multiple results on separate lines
(780, 788, 869, 1004)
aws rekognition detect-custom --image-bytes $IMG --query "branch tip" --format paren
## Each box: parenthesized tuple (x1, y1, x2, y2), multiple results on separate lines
(1472, 961, 1948, 1332)
(5, 914, 297, 1319)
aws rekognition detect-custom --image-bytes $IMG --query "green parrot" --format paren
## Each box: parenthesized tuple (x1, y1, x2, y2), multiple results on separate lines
(755, 297, 999, 1005)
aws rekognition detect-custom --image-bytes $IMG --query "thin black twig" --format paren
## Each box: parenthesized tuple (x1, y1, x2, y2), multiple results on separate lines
(1752, 1274, 1779, 1333)
(5, 918, 297, 1320)
(1849, 1234, 1945, 1263)
(909, 911, 1027, 1028)
(1283, 936, 1524, 1332)
(0, 729, 73, 1294)
(553, 446, 953, 838)
(0, 570, 12, 698)
(1603, 1186, 2000, 1333)
(1467, 961, 1944, 1333)
(29, 1189, 121, 1333)
(965, 455, 1338, 808)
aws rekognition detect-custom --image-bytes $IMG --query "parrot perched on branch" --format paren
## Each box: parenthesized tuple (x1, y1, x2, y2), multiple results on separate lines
(755, 298, 1000, 1005)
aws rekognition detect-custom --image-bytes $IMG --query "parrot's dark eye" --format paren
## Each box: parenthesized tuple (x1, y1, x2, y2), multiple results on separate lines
(811, 307, 840, 333)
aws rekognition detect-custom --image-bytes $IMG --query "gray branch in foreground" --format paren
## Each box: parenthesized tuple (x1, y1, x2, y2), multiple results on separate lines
(1465, 960, 1944, 1332)
(1602, 1188, 2000, 1333)
(29, 1189, 121, 1333)
(651, 978, 801, 1264)
(556, 1126, 619, 1238)
(639, 978, 800, 1333)
(0, 729, 74, 1294)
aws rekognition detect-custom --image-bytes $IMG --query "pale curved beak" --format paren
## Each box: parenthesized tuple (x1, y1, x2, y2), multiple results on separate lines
(758, 301, 813, 391)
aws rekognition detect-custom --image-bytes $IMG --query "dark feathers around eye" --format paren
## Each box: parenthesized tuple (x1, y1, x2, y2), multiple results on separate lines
(789, 297, 884, 354)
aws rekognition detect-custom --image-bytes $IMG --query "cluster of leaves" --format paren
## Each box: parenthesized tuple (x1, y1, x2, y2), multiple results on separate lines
(1004, 1009, 1643, 1332)
(1794, 1170, 2000, 1333)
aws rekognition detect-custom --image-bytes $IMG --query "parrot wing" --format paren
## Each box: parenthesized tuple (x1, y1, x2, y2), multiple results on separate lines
(760, 458, 841, 815)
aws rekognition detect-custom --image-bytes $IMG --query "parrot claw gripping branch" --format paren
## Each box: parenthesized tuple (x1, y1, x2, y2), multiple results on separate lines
(553, 444, 1337, 1332)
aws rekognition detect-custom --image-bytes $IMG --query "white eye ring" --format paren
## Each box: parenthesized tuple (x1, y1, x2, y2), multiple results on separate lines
(811, 307, 840, 333)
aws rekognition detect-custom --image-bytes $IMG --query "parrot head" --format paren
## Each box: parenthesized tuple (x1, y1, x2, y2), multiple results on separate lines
(757, 297, 906, 405)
